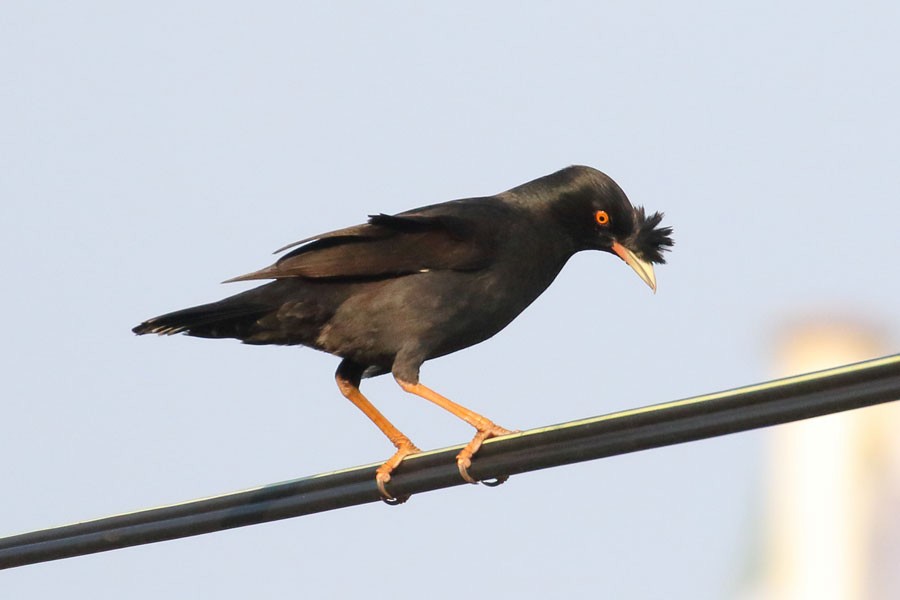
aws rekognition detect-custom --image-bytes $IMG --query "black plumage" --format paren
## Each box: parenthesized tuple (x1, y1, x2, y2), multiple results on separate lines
(134, 165, 673, 498)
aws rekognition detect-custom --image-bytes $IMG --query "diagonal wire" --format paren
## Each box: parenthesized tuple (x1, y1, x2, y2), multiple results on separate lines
(1, 353, 898, 570)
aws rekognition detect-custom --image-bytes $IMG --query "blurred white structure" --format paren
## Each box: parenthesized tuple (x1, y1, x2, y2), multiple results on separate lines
(753, 319, 899, 600)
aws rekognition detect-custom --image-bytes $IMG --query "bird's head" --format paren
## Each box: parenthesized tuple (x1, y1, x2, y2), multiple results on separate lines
(540, 165, 674, 292)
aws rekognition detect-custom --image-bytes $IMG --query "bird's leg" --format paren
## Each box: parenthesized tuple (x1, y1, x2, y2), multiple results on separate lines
(335, 364, 420, 501)
(394, 378, 513, 484)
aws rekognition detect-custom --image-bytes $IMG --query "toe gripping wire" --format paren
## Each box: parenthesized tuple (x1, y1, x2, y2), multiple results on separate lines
(337, 361, 512, 505)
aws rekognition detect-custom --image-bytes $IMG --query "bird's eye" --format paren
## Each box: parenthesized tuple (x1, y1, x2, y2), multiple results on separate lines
(594, 210, 610, 226)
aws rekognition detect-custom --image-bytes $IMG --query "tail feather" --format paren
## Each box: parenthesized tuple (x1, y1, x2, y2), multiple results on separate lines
(133, 300, 271, 339)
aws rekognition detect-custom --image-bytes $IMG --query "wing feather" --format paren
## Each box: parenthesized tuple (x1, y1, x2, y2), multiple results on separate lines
(224, 208, 500, 283)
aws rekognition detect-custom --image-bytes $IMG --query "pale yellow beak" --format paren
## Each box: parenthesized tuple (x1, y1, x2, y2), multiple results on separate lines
(612, 241, 657, 293)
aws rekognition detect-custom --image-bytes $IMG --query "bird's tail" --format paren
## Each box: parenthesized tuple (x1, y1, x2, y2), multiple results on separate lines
(132, 298, 272, 340)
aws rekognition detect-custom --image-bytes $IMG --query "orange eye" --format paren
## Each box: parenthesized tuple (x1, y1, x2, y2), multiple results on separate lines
(594, 210, 610, 226)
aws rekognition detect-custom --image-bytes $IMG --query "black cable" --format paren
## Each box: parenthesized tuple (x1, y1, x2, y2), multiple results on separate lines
(1, 354, 898, 570)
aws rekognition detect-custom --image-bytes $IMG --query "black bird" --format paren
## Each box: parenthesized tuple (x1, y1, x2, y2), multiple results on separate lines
(133, 165, 673, 499)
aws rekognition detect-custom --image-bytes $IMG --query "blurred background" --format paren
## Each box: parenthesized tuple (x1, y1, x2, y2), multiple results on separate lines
(2, 2, 898, 598)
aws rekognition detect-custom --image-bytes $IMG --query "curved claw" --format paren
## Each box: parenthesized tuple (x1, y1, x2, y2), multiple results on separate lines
(458, 457, 478, 484)
(375, 441, 420, 504)
(377, 472, 411, 505)
(456, 425, 516, 485)
(458, 459, 509, 487)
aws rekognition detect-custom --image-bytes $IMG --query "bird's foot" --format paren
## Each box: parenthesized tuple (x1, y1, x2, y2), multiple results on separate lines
(457, 424, 515, 484)
(376, 440, 421, 504)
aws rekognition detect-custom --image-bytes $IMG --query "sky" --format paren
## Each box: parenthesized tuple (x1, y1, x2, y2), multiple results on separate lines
(2, 2, 898, 598)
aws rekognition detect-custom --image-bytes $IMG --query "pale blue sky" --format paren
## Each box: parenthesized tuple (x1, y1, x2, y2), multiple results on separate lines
(2, 2, 898, 598)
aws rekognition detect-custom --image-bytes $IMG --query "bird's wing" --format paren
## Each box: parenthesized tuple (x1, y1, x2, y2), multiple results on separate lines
(224, 209, 500, 282)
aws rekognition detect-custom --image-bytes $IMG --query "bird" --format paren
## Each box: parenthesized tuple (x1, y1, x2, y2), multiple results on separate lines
(133, 165, 673, 500)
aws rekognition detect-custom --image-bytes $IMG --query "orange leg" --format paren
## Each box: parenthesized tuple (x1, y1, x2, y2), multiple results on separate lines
(395, 379, 513, 484)
(335, 372, 420, 500)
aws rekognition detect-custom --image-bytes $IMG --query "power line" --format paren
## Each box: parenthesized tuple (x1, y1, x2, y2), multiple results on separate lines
(1, 353, 898, 570)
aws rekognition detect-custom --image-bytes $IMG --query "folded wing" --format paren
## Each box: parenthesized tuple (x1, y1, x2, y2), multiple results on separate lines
(225, 210, 499, 282)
